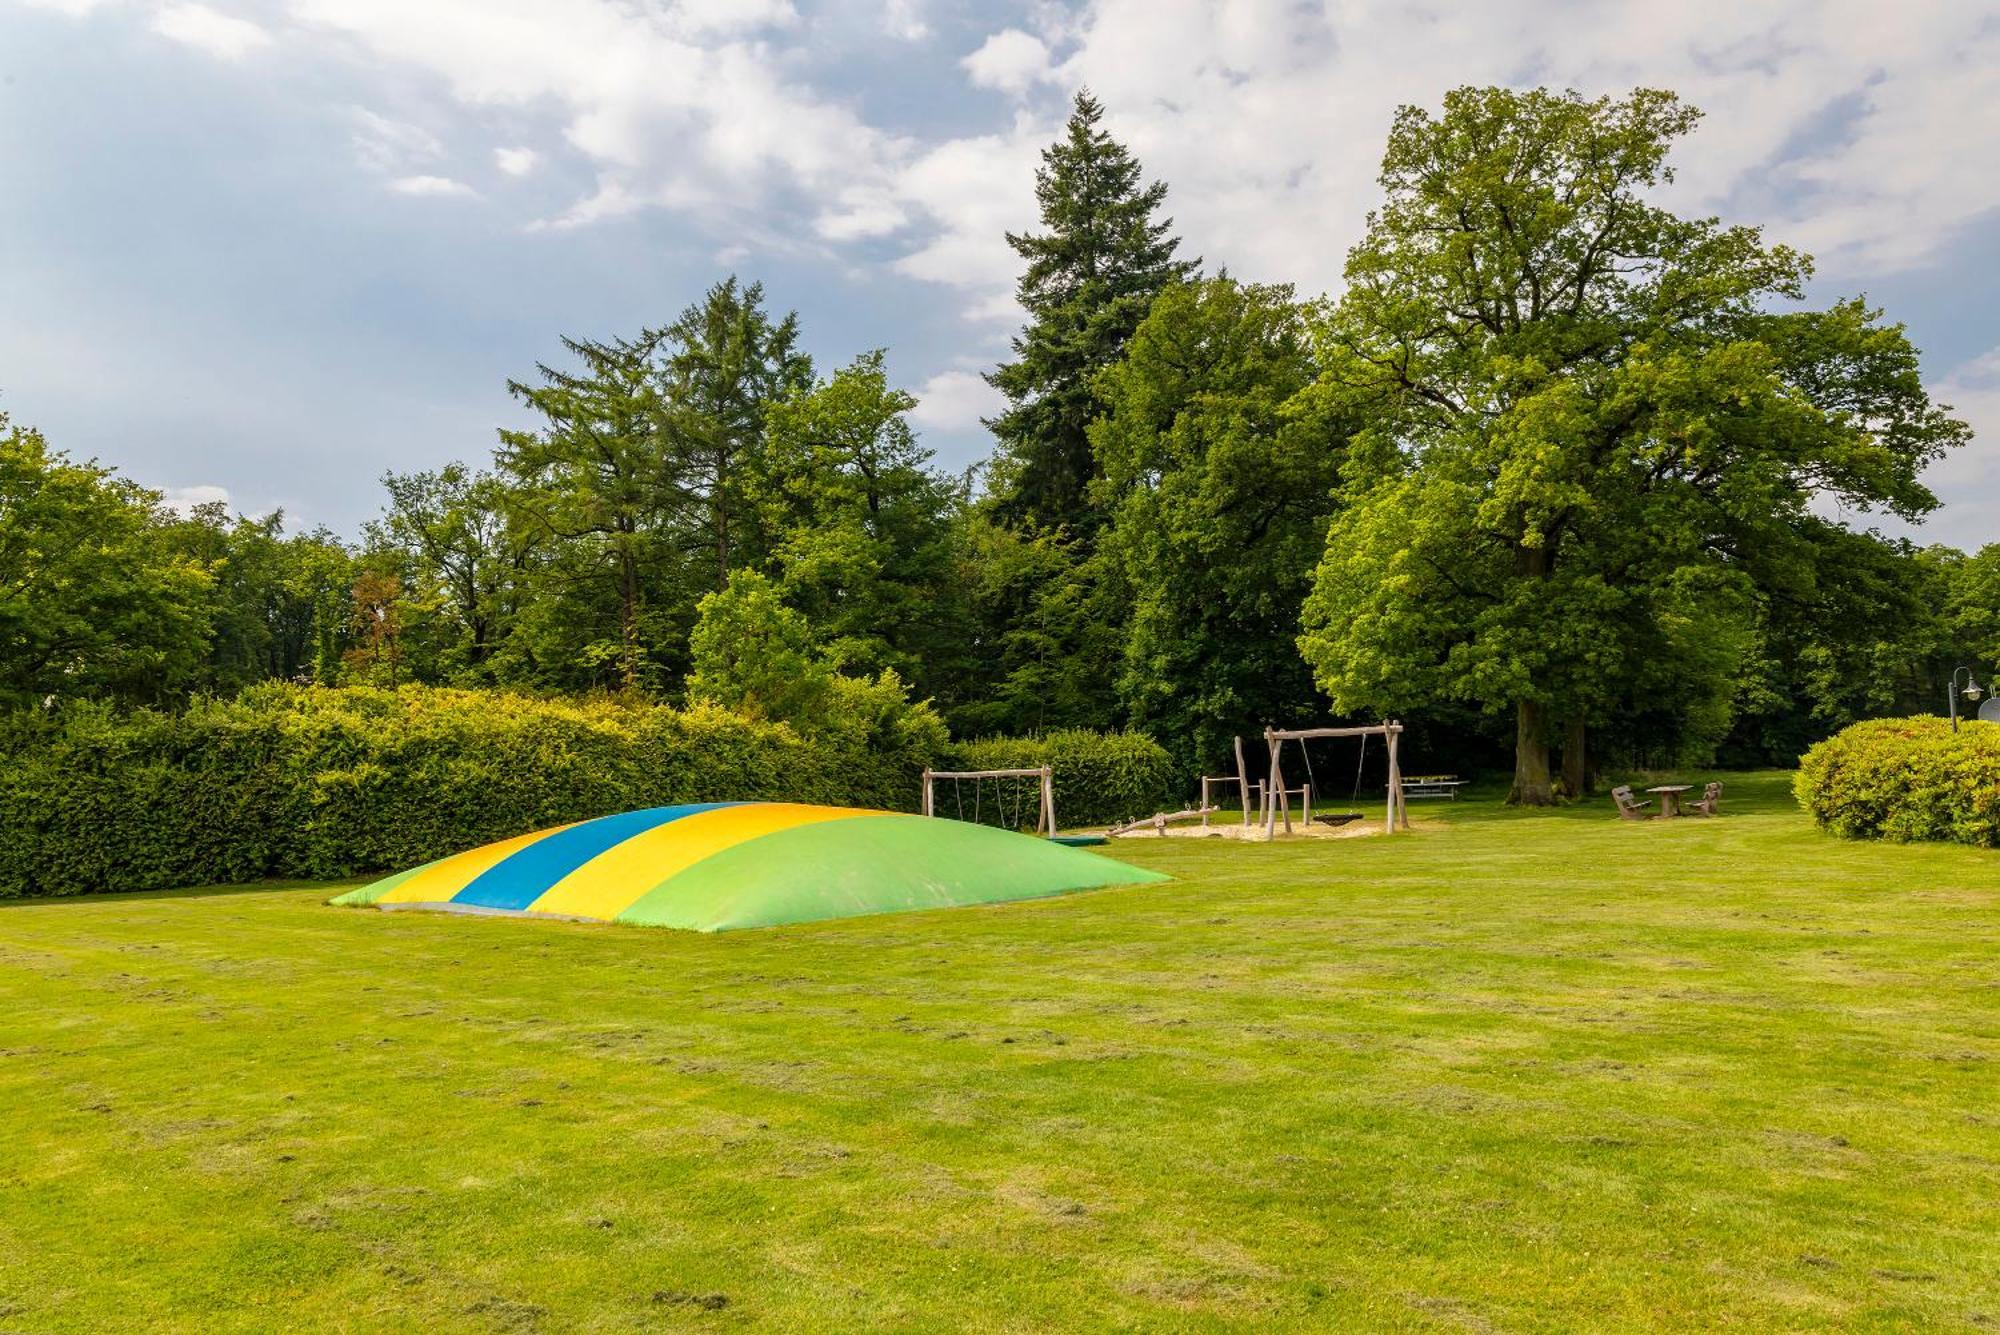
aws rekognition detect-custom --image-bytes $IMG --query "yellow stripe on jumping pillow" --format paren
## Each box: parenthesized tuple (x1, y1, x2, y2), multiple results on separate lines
(375, 823, 578, 906)
(527, 803, 874, 921)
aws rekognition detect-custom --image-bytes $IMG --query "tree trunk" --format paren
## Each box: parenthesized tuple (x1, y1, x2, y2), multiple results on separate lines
(1508, 698, 1554, 805)
(1561, 719, 1588, 798)
(617, 540, 640, 691)
(715, 445, 731, 592)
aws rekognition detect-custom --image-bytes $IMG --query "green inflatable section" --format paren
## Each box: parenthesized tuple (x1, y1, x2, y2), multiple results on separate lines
(620, 814, 1168, 931)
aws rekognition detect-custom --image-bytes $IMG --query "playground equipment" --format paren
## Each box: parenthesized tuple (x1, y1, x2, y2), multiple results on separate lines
(1108, 803, 1221, 837)
(1107, 722, 1411, 841)
(331, 801, 1165, 932)
(920, 765, 1056, 836)
(1260, 721, 1409, 836)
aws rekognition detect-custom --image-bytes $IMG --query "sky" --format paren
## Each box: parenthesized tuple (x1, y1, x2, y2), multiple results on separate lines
(2, 0, 1996, 546)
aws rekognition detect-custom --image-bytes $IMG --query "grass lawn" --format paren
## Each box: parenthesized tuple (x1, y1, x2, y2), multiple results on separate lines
(2, 772, 1996, 1331)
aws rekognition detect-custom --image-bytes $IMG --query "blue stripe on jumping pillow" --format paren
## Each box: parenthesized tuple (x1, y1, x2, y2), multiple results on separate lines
(451, 803, 739, 911)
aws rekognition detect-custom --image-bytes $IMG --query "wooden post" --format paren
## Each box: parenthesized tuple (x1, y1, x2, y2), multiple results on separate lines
(1264, 733, 1280, 837)
(1041, 767, 1056, 837)
(922, 768, 932, 818)
(1384, 731, 1400, 835)
(1233, 735, 1251, 827)
(1264, 739, 1280, 835)
(1397, 731, 1409, 830)
(1385, 722, 1407, 833)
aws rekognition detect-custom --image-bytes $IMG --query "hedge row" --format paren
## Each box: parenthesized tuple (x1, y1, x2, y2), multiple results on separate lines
(0, 683, 947, 898)
(0, 686, 1179, 897)
(1794, 715, 2000, 847)
(946, 730, 1178, 829)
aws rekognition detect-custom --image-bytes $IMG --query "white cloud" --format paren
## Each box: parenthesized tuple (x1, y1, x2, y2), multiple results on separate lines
(814, 184, 907, 241)
(388, 174, 477, 198)
(887, 124, 1044, 320)
(493, 145, 539, 177)
(961, 29, 1053, 97)
(15, 0, 115, 16)
(20, 0, 2000, 332)
(151, 2, 273, 60)
(1013, 0, 2000, 300)
(160, 483, 231, 514)
(668, 0, 795, 37)
(288, 0, 911, 235)
(348, 107, 444, 174)
(1912, 347, 2000, 550)
(881, 0, 927, 41)
(909, 368, 1005, 433)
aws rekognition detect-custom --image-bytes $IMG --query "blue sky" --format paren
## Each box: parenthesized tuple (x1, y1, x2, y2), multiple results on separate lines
(3, 0, 1996, 546)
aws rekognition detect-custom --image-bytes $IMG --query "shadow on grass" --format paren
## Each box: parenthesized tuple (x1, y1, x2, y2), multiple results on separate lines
(1417, 768, 1799, 826)
(0, 878, 363, 909)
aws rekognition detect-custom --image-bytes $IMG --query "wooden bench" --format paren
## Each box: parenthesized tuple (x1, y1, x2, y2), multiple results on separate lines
(1402, 775, 1468, 800)
(1610, 784, 1652, 820)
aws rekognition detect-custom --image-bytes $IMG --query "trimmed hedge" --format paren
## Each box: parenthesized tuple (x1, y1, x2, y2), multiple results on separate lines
(0, 683, 946, 898)
(0, 687, 1182, 897)
(1794, 715, 2000, 847)
(947, 730, 1177, 829)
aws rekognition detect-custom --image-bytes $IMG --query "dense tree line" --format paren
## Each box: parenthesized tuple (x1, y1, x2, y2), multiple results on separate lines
(1, 87, 1989, 797)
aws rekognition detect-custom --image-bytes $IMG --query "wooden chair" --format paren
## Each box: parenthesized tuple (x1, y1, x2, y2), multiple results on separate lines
(1610, 785, 1652, 820)
(1689, 781, 1722, 816)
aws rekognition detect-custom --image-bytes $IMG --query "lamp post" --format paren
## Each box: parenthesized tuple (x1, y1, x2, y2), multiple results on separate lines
(1949, 667, 1984, 733)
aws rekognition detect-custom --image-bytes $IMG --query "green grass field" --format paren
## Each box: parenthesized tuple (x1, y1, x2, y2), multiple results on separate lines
(2, 773, 1996, 1332)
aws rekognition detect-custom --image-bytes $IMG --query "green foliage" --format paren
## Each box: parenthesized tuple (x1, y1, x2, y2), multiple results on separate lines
(499, 332, 679, 691)
(987, 92, 1198, 530)
(1092, 277, 1345, 770)
(1298, 87, 1969, 802)
(0, 87, 1988, 810)
(163, 504, 357, 693)
(366, 465, 523, 683)
(685, 569, 836, 726)
(755, 352, 972, 698)
(1795, 716, 2000, 846)
(1720, 528, 1952, 764)
(946, 729, 1177, 828)
(945, 512, 1126, 738)
(492, 279, 813, 696)
(652, 276, 816, 589)
(0, 414, 215, 709)
(0, 683, 945, 898)
(1936, 542, 2000, 668)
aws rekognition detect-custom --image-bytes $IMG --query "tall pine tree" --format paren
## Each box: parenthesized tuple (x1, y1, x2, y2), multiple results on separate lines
(986, 92, 1196, 532)
(651, 278, 813, 592)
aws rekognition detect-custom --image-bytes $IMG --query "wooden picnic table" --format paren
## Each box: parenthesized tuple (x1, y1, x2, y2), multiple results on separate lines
(1402, 774, 1467, 800)
(1645, 784, 1693, 818)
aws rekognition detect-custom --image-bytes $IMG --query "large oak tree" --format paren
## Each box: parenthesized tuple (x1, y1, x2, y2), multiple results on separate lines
(1297, 87, 1967, 803)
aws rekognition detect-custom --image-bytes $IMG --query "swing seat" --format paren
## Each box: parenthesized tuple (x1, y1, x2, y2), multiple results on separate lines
(1313, 811, 1363, 826)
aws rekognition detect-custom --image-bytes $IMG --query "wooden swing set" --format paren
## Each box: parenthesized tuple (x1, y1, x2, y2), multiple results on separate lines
(1115, 722, 1412, 840)
(920, 766, 1057, 837)
(1254, 720, 1410, 836)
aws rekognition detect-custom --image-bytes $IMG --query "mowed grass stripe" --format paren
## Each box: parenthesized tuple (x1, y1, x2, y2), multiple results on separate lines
(0, 772, 1995, 1332)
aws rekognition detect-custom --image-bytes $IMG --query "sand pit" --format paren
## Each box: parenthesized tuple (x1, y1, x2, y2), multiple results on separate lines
(1097, 814, 1397, 842)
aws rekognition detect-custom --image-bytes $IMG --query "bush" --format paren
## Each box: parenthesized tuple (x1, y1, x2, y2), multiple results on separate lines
(946, 729, 1178, 829)
(1794, 716, 2000, 847)
(0, 683, 947, 898)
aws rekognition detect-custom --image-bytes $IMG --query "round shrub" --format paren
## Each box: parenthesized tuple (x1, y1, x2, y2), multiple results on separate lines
(1794, 716, 2000, 846)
